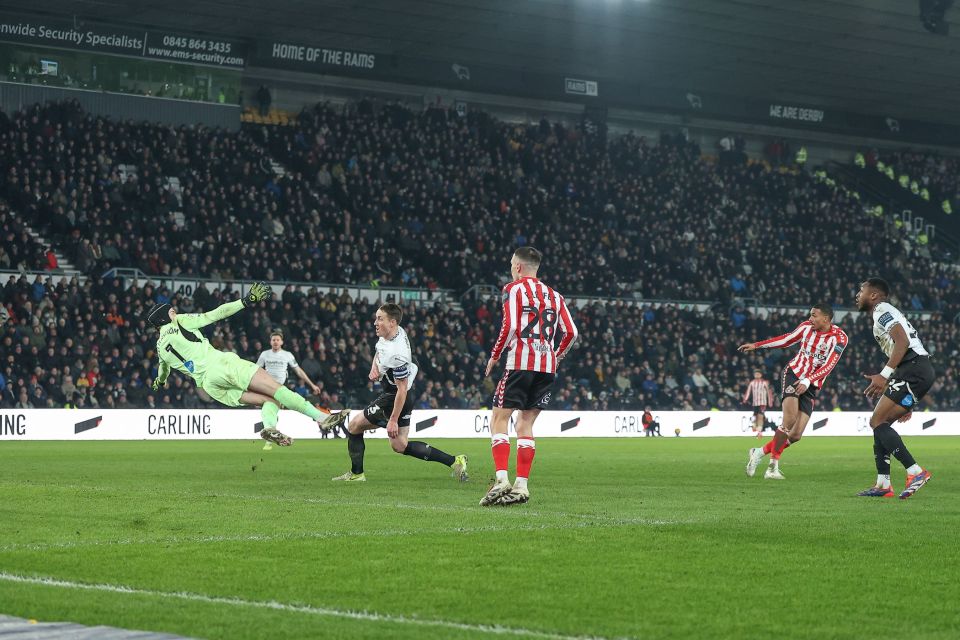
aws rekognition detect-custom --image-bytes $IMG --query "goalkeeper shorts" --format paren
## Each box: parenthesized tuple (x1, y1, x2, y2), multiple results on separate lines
(200, 352, 260, 407)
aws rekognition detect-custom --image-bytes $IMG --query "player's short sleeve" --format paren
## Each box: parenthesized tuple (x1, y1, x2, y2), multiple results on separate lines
(874, 304, 900, 334)
(256, 351, 267, 367)
(284, 351, 299, 369)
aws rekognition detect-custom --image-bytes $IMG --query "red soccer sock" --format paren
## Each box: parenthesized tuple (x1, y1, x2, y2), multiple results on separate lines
(762, 438, 776, 455)
(516, 437, 536, 482)
(772, 440, 791, 461)
(491, 434, 510, 479)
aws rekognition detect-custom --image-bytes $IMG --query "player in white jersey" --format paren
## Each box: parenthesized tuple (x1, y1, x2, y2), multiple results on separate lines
(855, 277, 934, 499)
(256, 330, 321, 394)
(327, 303, 468, 482)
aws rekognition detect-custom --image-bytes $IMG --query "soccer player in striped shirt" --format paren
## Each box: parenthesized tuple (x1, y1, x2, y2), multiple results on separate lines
(481, 247, 578, 506)
(742, 370, 775, 438)
(738, 304, 848, 480)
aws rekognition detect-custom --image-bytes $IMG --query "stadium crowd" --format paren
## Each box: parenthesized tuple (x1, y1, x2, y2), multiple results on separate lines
(1, 99, 957, 310)
(874, 149, 960, 209)
(1, 272, 958, 413)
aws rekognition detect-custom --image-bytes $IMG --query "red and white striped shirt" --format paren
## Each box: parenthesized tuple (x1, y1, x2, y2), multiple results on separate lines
(743, 378, 775, 407)
(490, 276, 578, 373)
(756, 321, 848, 388)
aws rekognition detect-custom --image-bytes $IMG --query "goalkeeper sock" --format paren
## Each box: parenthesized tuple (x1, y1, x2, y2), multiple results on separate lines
(516, 437, 535, 486)
(273, 387, 322, 421)
(261, 401, 280, 428)
(492, 433, 510, 483)
(402, 441, 455, 466)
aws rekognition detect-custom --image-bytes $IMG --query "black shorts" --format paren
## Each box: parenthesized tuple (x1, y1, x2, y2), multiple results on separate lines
(752, 406, 768, 416)
(781, 367, 818, 416)
(885, 356, 935, 410)
(493, 370, 555, 410)
(363, 391, 415, 429)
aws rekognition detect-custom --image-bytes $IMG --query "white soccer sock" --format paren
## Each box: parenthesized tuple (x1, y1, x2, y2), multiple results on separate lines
(906, 464, 923, 476)
(876, 474, 891, 489)
(496, 470, 509, 483)
(769, 459, 779, 470)
(514, 477, 528, 490)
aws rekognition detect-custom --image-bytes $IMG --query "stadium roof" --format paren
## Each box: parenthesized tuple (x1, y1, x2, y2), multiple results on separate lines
(26, 0, 960, 125)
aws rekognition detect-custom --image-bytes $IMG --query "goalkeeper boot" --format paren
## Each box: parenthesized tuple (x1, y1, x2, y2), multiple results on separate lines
(480, 480, 512, 506)
(451, 454, 469, 482)
(496, 486, 530, 506)
(745, 447, 764, 477)
(319, 410, 349, 434)
(331, 471, 366, 482)
(260, 427, 293, 447)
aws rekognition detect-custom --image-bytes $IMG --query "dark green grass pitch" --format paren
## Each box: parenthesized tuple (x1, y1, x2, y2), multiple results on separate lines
(0, 438, 958, 639)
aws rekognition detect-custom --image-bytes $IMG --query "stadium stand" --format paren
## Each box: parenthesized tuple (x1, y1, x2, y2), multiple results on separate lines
(1, 99, 954, 306)
(1, 272, 958, 412)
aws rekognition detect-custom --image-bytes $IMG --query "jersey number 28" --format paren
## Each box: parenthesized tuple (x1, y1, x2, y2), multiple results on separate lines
(520, 306, 558, 341)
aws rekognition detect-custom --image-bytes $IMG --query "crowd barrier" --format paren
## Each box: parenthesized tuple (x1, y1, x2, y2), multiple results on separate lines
(0, 409, 956, 440)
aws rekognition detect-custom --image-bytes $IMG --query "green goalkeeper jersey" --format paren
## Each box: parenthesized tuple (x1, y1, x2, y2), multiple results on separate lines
(155, 299, 244, 385)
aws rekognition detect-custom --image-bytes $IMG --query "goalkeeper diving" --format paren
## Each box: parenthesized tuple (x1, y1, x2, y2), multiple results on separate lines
(147, 282, 340, 445)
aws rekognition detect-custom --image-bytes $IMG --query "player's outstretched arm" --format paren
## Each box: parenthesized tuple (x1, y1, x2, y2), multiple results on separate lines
(178, 282, 273, 330)
(743, 323, 808, 352)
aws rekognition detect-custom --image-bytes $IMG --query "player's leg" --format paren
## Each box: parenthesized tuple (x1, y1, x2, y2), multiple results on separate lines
(498, 408, 539, 504)
(331, 410, 375, 481)
(765, 408, 810, 479)
(238, 390, 292, 447)
(857, 427, 894, 497)
(246, 367, 329, 428)
(748, 396, 794, 477)
(480, 406, 516, 505)
(481, 370, 523, 505)
(389, 425, 469, 480)
(498, 372, 553, 505)
(764, 397, 797, 478)
(201, 356, 293, 446)
(870, 395, 929, 498)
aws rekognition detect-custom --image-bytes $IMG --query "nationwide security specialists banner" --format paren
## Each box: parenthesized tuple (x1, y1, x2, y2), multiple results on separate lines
(0, 410, 957, 441)
(0, 15, 246, 68)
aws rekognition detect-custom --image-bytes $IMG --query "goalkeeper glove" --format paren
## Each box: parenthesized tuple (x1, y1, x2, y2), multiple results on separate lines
(242, 282, 272, 308)
(151, 378, 166, 392)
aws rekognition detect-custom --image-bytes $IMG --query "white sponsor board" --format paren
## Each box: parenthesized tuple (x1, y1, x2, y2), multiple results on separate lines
(0, 410, 956, 441)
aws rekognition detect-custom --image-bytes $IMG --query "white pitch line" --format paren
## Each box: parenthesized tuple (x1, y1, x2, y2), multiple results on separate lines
(0, 572, 629, 640)
(0, 517, 679, 554)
